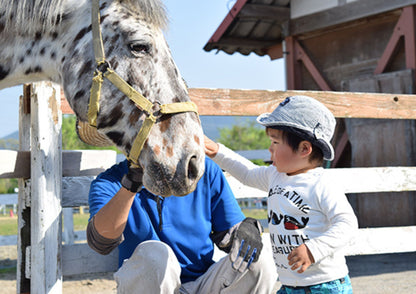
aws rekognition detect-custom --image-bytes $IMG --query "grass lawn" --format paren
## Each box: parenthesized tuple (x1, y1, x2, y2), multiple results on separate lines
(243, 209, 267, 220)
(0, 209, 267, 236)
(0, 216, 18, 235)
(0, 213, 90, 236)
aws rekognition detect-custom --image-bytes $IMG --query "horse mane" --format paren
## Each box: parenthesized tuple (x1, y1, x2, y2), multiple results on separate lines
(122, 0, 168, 29)
(1, 0, 167, 34)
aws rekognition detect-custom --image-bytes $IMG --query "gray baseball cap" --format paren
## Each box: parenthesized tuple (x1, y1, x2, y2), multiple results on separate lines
(256, 95, 336, 161)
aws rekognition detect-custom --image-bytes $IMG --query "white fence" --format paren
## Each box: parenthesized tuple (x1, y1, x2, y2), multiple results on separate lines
(3, 149, 416, 273)
(1, 82, 416, 293)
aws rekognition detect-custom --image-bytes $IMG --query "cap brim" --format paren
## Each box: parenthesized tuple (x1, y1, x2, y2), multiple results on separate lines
(76, 120, 114, 147)
(256, 113, 275, 126)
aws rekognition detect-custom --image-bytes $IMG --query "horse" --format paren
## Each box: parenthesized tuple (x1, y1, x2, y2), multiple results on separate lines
(0, 0, 205, 196)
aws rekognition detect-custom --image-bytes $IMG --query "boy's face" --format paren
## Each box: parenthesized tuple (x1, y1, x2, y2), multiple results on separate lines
(267, 128, 312, 175)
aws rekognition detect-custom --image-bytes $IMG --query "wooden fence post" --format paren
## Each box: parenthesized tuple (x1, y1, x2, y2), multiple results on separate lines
(17, 85, 31, 293)
(30, 82, 63, 293)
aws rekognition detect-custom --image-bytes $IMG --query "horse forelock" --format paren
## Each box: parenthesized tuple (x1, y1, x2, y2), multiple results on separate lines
(119, 0, 168, 29)
(0, 0, 168, 34)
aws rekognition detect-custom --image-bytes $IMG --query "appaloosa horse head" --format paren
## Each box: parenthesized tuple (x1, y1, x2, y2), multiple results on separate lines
(0, 0, 205, 196)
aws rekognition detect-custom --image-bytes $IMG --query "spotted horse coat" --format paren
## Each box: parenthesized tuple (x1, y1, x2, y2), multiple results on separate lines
(0, 0, 205, 196)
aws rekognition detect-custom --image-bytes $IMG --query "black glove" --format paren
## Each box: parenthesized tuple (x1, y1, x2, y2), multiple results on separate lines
(121, 163, 143, 193)
(230, 217, 263, 272)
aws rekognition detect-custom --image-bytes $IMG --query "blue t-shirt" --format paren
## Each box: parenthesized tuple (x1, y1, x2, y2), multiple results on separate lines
(88, 157, 244, 283)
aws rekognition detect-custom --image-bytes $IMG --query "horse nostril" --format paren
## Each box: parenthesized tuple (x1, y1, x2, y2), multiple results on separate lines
(187, 155, 198, 180)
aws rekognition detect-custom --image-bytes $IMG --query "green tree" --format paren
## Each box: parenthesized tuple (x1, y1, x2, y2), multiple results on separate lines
(217, 120, 270, 166)
(0, 136, 18, 194)
(0, 138, 19, 150)
(217, 120, 269, 151)
(0, 178, 18, 194)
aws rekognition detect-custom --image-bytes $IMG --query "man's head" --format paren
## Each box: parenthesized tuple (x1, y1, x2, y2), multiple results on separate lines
(257, 95, 336, 161)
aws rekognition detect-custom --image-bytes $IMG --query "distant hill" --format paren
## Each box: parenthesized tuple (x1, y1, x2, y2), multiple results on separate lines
(2, 131, 18, 140)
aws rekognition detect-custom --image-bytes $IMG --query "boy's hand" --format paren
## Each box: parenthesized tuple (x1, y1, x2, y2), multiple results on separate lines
(287, 244, 315, 273)
(204, 135, 219, 158)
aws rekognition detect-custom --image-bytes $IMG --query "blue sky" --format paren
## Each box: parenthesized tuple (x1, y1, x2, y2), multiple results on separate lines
(0, 0, 285, 138)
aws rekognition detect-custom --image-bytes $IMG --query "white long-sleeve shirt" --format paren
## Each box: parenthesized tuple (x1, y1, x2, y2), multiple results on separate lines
(213, 144, 358, 287)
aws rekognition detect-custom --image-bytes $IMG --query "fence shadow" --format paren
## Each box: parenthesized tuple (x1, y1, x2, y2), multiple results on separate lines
(347, 252, 416, 277)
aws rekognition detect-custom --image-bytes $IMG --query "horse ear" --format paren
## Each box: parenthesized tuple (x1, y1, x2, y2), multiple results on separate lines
(76, 120, 114, 147)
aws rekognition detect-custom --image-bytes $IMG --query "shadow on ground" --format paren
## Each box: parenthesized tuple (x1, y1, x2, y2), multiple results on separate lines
(347, 252, 416, 277)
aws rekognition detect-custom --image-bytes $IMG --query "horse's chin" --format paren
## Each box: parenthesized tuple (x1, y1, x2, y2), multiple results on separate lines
(142, 163, 204, 197)
(143, 177, 200, 197)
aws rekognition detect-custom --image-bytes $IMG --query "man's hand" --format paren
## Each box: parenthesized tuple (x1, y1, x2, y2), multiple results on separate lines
(230, 217, 263, 272)
(287, 244, 315, 273)
(121, 163, 144, 193)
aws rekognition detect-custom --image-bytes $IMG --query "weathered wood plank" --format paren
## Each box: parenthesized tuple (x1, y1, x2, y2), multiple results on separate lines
(290, 0, 416, 35)
(0, 150, 30, 179)
(17, 90, 31, 293)
(61, 88, 416, 119)
(60, 166, 416, 208)
(225, 166, 416, 199)
(30, 81, 62, 292)
(0, 150, 117, 179)
(62, 150, 117, 177)
(62, 243, 118, 276)
(62, 208, 75, 245)
(345, 226, 416, 256)
(62, 177, 95, 207)
(188, 88, 416, 119)
(326, 167, 416, 193)
(59, 226, 416, 276)
(240, 4, 290, 21)
(10, 164, 414, 214)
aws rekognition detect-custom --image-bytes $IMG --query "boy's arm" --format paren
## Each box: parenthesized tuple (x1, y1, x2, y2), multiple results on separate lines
(204, 135, 270, 191)
(305, 183, 358, 263)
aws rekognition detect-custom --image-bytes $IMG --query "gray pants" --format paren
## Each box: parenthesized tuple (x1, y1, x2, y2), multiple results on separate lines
(114, 240, 277, 294)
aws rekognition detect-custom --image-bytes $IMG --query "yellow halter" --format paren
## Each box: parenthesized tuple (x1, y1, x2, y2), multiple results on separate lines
(88, 0, 198, 168)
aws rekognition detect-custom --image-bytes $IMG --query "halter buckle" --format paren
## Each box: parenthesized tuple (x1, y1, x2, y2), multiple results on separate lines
(95, 60, 111, 75)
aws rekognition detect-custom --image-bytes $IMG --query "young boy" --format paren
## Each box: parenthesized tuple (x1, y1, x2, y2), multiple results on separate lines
(205, 95, 358, 293)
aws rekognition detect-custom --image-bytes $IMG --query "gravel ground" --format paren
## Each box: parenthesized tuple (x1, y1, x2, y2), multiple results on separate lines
(1, 245, 415, 293)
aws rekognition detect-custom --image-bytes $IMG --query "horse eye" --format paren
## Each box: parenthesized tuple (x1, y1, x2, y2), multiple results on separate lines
(129, 43, 151, 55)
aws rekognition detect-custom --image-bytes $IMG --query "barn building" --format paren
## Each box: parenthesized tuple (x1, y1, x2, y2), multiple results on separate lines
(204, 0, 416, 228)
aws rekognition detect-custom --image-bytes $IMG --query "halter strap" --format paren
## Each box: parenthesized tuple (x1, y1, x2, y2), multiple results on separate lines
(88, 0, 198, 167)
(91, 0, 105, 65)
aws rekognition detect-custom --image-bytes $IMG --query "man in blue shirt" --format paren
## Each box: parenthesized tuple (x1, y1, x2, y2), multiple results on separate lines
(87, 157, 276, 293)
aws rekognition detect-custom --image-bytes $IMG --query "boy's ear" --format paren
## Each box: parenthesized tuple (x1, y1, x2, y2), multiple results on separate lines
(299, 141, 313, 157)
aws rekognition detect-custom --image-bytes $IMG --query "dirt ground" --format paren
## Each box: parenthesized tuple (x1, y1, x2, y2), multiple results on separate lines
(1, 245, 416, 293)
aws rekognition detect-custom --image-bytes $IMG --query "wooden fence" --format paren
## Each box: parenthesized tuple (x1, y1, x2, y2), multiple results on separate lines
(1, 82, 416, 293)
